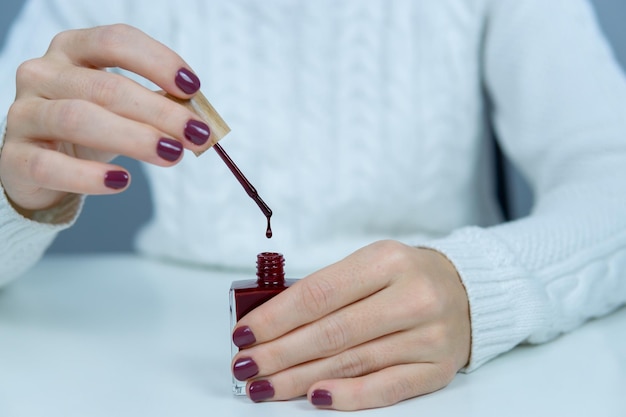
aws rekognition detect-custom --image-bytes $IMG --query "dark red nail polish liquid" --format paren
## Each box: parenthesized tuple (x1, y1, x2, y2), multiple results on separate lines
(229, 252, 297, 395)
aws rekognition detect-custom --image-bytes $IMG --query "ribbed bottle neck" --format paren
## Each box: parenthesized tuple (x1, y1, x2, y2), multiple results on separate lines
(256, 252, 285, 285)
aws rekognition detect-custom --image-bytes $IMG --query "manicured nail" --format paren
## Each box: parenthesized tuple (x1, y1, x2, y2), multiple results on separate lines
(184, 119, 210, 145)
(175, 68, 200, 94)
(233, 326, 256, 348)
(311, 389, 333, 407)
(249, 380, 274, 402)
(157, 138, 183, 162)
(233, 357, 259, 381)
(104, 170, 129, 189)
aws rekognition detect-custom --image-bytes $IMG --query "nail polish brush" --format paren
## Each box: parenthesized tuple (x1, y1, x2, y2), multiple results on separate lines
(164, 91, 273, 238)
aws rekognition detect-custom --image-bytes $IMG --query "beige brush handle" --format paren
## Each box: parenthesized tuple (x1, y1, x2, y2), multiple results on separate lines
(161, 90, 231, 156)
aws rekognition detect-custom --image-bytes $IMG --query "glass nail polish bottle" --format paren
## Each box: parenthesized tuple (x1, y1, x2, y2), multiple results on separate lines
(229, 252, 297, 395)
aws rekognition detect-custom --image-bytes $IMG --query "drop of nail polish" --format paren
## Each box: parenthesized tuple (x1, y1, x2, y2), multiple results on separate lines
(265, 217, 272, 239)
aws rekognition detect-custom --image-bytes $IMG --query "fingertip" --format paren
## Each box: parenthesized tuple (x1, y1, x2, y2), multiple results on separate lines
(233, 326, 256, 348)
(174, 67, 201, 95)
(248, 380, 275, 403)
(104, 170, 130, 190)
(310, 388, 333, 408)
(184, 118, 210, 146)
(156, 137, 184, 163)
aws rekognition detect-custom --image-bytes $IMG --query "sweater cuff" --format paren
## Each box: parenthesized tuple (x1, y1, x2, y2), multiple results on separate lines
(0, 189, 84, 287)
(420, 226, 552, 372)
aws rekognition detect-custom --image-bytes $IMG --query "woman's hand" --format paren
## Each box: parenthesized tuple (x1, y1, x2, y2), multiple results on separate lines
(231, 240, 471, 411)
(0, 24, 211, 215)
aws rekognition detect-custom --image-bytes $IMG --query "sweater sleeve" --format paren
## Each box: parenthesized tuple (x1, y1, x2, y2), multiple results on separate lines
(423, 0, 626, 371)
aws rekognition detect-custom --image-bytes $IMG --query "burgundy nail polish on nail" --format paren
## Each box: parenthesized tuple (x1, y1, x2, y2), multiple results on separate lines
(249, 380, 275, 403)
(230, 253, 298, 395)
(184, 119, 210, 145)
(157, 138, 183, 162)
(233, 357, 259, 381)
(104, 170, 129, 189)
(311, 389, 333, 407)
(233, 326, 256, 348)
(175, 68, 201, 94)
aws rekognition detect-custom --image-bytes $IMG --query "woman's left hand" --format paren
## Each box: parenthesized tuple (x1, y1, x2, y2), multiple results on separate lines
(231, 240, 471, 411)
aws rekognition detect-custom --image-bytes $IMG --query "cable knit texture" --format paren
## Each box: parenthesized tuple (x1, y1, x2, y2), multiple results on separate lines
(1, 0, 626, 372)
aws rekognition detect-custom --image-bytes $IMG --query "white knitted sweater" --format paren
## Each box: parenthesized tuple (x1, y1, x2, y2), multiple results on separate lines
(1, 0, 626, 371)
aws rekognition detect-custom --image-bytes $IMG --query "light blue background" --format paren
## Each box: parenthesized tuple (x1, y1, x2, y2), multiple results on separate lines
(1, 0, 625, 253)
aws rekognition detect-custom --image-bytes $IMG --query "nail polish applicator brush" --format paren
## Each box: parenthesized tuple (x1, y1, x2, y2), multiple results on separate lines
(165, 91, 274, 238)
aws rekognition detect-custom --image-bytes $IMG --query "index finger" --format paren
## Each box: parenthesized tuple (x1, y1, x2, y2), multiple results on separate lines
(47, 24, 200, 98)
(234, 241, 409, 347)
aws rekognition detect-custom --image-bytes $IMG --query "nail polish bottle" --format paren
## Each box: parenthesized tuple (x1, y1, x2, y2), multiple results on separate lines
(230, 252, 297, 395)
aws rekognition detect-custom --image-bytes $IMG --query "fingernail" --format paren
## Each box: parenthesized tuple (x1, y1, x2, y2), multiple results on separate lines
(311, 389, 333, 407)
(157, 138, 183, 162)
(233, 326, 256, 348)
(249, 380, 274, 402)
(233, 357, 259, 381)
(184, 119, 210, 145)
(175, 68, 201, 94)
(104, 170, 129, 189)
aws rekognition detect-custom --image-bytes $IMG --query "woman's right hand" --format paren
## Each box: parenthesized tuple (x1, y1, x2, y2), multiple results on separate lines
(0, 24, 211, 215)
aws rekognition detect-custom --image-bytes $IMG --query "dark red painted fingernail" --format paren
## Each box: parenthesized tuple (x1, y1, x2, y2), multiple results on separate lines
(157, 138, 183, 162)
(311, 389, 333, 407)
(249, 380, 274, 402)
(233, 357, 259, 381)
(104, 170, 129, 189)
(184, 119, 210, 145)
(175, 68, 200, 94)
(233, 326, 256, 348)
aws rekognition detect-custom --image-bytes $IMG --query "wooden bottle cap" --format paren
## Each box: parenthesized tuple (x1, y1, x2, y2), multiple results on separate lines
(162, 90, 231, 156)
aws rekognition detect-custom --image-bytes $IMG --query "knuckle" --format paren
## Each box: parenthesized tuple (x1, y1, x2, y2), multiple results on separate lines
(48, 29, 75, 51)
(94, 24, 136, 55)
(299, 277, 335, 316)
(49, 99, 84, 136)
(15, 59, 41, 88)
(369, 240, 415, 273)
(371, 247, 447, 319)
(26, 151, 51, 186)
(89, 74, 123, 106)
(335, 350, 368, 378)
(411, 285, 444, 318)
(6, 100, 30, 127)
(153, 100, 178, 128)
(371, 239, 409, 256)
(316, 316, 349, 355)
(380, 379, 410, 406)
(419, 323, 448, 350)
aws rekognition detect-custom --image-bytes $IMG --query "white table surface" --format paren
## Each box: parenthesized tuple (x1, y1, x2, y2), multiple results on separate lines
(0, 254, 625, 417)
